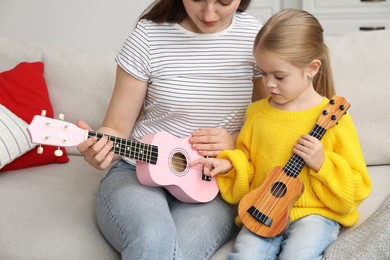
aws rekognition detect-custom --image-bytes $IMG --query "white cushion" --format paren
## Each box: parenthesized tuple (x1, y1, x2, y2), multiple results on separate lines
(325, 31, 390, 166)
(0, 104, 36, 168)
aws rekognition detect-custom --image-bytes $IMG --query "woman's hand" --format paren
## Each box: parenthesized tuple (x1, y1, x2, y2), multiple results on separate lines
(293, 134, 325, 172)
(190, 157, 232, 177)
(189, 128, 236, 157)
(76, 120, 116, 170)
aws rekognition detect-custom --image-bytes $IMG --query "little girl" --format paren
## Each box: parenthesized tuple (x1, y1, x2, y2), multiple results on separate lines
(191, 9, 372, 259)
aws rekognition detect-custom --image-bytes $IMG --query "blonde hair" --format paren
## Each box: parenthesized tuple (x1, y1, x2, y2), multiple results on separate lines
(254, 9, 335, 98)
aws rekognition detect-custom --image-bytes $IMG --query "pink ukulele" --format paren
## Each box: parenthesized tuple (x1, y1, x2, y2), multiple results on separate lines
(27, 113, 219, 203)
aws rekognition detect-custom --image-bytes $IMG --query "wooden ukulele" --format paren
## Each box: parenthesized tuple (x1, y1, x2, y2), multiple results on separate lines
(27, 113, 219, 203)
(238, 96, 351, 237)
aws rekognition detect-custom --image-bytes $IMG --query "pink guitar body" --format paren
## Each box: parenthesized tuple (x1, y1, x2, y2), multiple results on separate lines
(27, 115, 219, 203)
(137, 132, 218, 203)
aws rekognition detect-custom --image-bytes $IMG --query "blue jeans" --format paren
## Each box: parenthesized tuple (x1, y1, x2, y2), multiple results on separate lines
(229, 214, 340, 260)
(96, 160, 237, 260)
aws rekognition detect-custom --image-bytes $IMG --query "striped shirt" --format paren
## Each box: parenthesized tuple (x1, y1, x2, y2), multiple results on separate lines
(116, 12, 261, 141)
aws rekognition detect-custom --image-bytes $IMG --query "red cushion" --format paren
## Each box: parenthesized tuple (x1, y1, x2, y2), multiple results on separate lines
(0, 62, 68, 171)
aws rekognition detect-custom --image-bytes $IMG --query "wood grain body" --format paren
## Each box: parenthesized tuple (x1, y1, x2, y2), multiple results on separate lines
(238, 166, 304, 237)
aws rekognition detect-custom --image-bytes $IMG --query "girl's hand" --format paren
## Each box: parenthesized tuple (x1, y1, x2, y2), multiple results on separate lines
(190, 157, 233, 177)
(76, 120, 116, 170)
(293, 134, 325, 172)
(189, 128, 236, 157)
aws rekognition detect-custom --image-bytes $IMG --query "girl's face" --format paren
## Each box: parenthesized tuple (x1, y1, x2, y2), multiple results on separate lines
(255, 50, 318, 110)
(181, 0, 241, 33)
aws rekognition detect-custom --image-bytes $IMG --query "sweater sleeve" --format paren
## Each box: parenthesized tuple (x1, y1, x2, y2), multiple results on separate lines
(215, 104, 258, 204)
(309, 114, 372, 214)
(216, 149, 254, 204)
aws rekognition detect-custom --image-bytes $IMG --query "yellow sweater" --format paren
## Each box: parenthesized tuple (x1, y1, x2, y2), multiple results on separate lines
(216, 97, 372, 227)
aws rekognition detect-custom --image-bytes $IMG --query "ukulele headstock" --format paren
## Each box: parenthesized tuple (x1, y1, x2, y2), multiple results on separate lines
(27, 110, 86, 156)
(318, 96, 351, 130)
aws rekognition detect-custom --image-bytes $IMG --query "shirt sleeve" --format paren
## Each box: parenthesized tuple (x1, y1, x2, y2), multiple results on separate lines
(116, 20, 151, 81)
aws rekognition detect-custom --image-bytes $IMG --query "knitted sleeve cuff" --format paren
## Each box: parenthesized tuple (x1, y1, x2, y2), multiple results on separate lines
(216, 149, 251, 204)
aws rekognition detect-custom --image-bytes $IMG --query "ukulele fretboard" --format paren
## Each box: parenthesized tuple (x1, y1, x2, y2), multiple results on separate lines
(283, 124, 326, 178)
(88, 131, 158, 164)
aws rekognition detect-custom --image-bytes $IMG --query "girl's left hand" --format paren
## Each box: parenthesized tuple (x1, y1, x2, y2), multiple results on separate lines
(189, 128, 235, 157)
(293, 134, 325, 172)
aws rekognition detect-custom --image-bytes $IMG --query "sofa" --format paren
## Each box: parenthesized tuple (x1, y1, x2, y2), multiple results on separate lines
(0, 30, 389, 260)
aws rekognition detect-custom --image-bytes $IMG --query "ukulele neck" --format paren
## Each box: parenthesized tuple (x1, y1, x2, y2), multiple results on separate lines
(283, 124, 326, 178)
(88, 131, 158, 165)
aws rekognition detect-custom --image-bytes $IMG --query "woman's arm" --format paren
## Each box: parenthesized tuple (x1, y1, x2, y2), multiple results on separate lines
(77, 66, 148, 170)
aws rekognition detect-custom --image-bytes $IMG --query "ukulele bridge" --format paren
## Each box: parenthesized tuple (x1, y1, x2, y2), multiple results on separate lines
(247, 206, 273, 227)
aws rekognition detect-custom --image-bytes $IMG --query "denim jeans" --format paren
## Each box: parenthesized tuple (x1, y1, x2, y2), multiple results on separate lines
(96, 160, 237, 260)
(229, 214, 340, 260)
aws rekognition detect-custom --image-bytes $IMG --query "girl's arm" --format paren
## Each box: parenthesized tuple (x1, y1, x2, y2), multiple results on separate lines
(214, 104, 261, 204)
(309, 115, 372, 214)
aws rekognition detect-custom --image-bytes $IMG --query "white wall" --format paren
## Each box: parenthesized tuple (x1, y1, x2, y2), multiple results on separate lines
(281, 0, 301, 9)
(0, 0, 154, 50)
(0, 0, 300, 51)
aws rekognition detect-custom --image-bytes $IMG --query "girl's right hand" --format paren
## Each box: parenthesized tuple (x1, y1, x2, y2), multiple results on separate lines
(76, 120, 116, 170)
(190, 157, 233, 177)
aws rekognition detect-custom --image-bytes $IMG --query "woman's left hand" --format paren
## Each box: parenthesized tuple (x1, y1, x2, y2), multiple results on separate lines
(189, 128, 236, 157)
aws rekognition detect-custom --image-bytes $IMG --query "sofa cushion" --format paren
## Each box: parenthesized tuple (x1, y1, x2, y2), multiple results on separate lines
(211, 165, 390, 259)
(323, 194, 390, 260)
(325, 31, 390, 166)
(0, 38, 116, 129)
(0, 155, 120, 259)
(0, 62, 68, 171)
(0, 38, 117, 155)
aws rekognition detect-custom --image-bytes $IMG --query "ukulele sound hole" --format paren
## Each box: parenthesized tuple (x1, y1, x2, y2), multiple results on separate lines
(270, 182, 287, 198)
(170, 150, 188, 176)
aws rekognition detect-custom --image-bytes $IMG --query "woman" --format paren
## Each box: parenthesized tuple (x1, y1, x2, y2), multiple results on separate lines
(77, 0, 267, 259)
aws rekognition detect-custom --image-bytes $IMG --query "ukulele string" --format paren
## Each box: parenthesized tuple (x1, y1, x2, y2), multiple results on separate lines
(97, 134, 194, 170)
(255, 118, 331, 217)
(252, 106, 338, 221)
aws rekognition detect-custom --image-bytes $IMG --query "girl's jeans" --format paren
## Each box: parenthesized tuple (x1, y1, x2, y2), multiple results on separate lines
(96, 160, 237, 260)
(229, 214, 340, 260)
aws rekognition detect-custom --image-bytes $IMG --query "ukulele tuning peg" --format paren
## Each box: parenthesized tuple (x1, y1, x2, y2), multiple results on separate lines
(54, 113, 65, 156)
(37, 145, 44, 154)
(54, 148, 63, 157)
